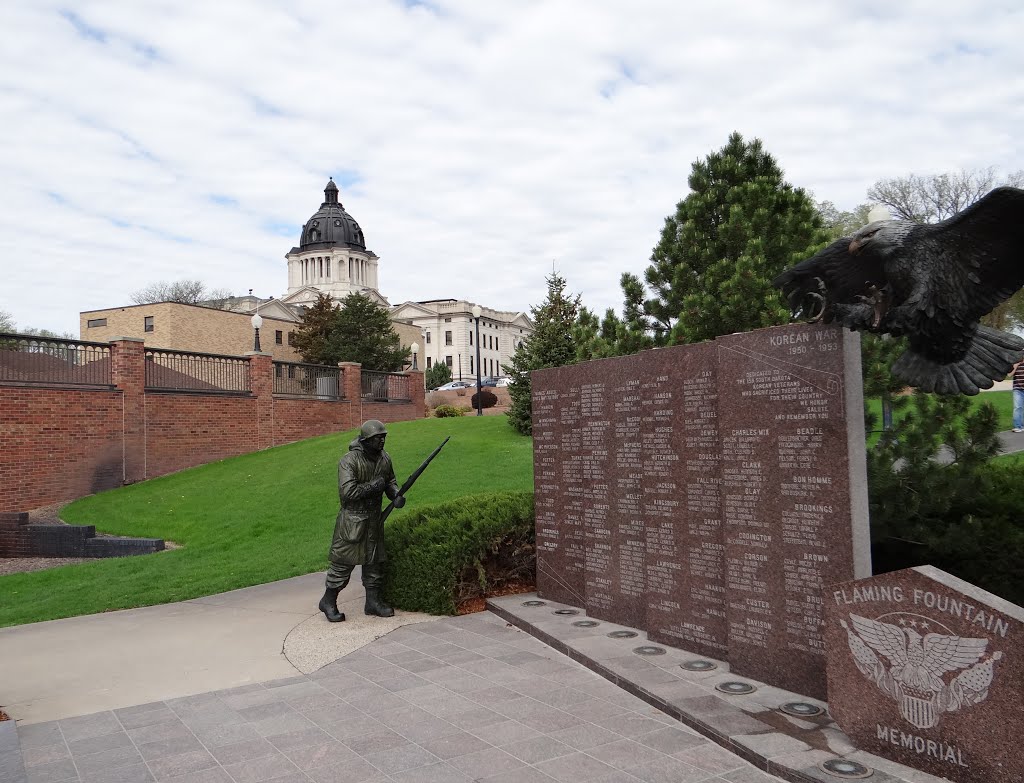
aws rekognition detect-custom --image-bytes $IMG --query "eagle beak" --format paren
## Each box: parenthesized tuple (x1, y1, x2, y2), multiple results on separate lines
(848, 239, 862, 255)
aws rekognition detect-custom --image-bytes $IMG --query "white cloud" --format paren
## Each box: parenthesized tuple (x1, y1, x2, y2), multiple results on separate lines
(1, 0, 1022, 334)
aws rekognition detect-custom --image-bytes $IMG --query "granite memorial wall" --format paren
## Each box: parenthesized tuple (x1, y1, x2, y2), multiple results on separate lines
(533, 323, 871, 698)
(824, 566, 1022, 783)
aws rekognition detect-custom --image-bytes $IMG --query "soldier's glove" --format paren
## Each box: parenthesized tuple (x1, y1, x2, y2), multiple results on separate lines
(392, 495, 406, 509)
(367, 477, 386, 494)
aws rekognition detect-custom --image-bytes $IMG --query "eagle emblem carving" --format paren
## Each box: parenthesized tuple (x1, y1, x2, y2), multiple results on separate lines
(840, 613, 1002, 729)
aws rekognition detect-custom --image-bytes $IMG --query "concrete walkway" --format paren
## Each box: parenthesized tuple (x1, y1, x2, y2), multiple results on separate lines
(0, 574, 795, 783)
(0, 571, 439, 726)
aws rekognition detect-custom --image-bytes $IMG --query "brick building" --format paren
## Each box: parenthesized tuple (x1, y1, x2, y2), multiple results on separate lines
(80, 301, 303, 361)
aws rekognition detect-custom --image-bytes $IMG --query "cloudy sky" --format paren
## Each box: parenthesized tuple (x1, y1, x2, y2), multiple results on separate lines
(1, 1, 1022, 336)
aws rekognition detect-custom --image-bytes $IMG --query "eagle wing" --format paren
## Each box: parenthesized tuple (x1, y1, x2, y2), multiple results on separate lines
(921, 633, 988, 678)
(913, 186, 1024, 325)
(848, 613, 909, 667)
(772, 237, 887, 324)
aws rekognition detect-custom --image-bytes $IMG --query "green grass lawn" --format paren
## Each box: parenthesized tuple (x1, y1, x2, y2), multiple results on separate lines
(0, 416, 534, 628)
(864, 390, 1013, 445)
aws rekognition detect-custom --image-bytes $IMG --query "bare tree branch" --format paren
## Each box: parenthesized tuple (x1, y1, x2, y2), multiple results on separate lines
(131, 279, 223, 304)
(866, 168, 1020, 224)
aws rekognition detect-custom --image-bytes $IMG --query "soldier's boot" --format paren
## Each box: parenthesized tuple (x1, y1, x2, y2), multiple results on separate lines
(364, 588, 394, 618)
(318, 587, 346, 622)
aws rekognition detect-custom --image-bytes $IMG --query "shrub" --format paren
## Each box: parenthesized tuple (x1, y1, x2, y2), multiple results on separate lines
(454, 387, 467, 396)
(425, 391, 446, 409)
(433, 404, 466, 418)
(382, 491, 535, 615)
(867, 393, 1024, 605)
(471, 389, 498, 410)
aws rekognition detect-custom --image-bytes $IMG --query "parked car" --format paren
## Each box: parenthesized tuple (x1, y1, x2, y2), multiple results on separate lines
(480, 376, 507, 387)
(433, 381, 472, 391)
(494, 377, 510, 387)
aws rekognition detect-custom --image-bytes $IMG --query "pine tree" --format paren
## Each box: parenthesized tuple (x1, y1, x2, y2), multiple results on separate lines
(290, 293, 340, 364)
(328, 293, 409, 371)
(291, 292, 408, 370)
(425, 362, 452, 390)
(505, 272, 581, 435)
(645, 132, 828, 344)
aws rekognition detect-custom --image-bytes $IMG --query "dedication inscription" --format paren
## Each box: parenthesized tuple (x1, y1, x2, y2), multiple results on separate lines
(716, 325, 870, 698)
(825, 566, 1023, 783)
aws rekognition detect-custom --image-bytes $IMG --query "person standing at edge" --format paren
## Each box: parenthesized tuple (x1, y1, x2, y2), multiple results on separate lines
(1013, 361, 1024, 433)
(319, 420, 404, 622)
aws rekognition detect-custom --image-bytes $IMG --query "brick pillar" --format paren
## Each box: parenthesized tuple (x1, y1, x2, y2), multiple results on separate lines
(247, 352, 274, 450)
(110, 337, 146, 483)
(340, 362, 362, 429)
(405, 370, 426, 418)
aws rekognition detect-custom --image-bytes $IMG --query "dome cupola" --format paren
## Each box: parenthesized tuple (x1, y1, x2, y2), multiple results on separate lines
(299, 178, 366, 251)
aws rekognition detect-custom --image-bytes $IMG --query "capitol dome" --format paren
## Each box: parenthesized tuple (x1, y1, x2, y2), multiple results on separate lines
(298, 178, 365, 251)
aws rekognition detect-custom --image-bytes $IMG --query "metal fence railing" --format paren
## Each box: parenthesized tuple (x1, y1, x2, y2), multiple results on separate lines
(0, 333, 113, 387)
(361, 370, 410, 402)
(144, 348, 251, 394)
(273, 362, 344, 399)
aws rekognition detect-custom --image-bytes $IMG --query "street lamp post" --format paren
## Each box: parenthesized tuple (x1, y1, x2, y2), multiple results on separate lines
(471, 305, 483, 416)
(410, 342, 419, 370)
(251, 313, 263, 352)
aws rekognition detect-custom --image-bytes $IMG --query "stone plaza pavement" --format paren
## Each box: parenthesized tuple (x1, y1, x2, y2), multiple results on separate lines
(0, 589, 952, 783)
(0, 572, 800, 783)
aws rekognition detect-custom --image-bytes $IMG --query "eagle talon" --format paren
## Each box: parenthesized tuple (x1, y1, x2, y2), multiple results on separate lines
(803, 292, 826, 323)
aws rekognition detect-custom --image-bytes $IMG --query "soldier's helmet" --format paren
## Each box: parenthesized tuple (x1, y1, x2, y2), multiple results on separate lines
(359, 420, 388, 440)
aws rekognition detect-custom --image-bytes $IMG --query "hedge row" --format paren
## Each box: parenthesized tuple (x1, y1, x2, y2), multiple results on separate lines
(382, 491, 535, 615)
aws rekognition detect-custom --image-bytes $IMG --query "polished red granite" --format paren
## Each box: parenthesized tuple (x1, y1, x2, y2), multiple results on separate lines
(825, 566, 1022, 783)
(532, 323, 871, 699)
(716, 324, 871, 698)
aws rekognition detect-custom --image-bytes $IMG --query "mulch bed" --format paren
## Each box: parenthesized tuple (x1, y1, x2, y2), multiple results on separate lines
(456, 579, 535, 615)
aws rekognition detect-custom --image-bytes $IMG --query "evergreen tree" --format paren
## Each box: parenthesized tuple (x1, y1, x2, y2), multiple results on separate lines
(290, 293, 341, 365)
(505, 272, 581, 435)
(327, 293, 409, 371)
(616, 272, 656, 355)
(573, 274, 655, 363)
(645, 132, 828, 344)
(572, 306, 611, 362)
(291, 292, 408, 371)
(425, 362, 452, 390)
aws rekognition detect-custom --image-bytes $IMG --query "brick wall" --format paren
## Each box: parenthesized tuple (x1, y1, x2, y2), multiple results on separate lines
(0, 342, 425, 522)
(273, 397, 354, 444)
(0, 387, 125, 512)
(145, 393, 260, 476)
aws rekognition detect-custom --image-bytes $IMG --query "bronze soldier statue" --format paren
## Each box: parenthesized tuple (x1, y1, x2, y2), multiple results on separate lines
(319, 419, 404, 622)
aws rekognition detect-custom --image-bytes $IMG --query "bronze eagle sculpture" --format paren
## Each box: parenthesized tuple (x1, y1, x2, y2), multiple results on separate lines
(773, 186, 1024, 395)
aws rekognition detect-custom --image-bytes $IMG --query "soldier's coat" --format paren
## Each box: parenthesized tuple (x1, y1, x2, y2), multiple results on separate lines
(329, 437, 399, 565)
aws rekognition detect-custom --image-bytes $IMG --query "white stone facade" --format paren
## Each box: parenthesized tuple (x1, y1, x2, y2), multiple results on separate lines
(390, 299, 533, 382)
(284, 248, 380, 301)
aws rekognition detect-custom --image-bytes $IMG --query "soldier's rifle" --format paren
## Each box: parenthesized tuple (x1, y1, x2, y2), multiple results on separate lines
(380, 436, 450, 523)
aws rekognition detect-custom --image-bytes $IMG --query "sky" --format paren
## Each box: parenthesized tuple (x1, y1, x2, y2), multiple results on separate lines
(1, 1, 1022, 337)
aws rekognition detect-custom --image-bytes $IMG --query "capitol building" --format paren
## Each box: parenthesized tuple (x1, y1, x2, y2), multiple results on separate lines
(81, 179, 533, 377)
